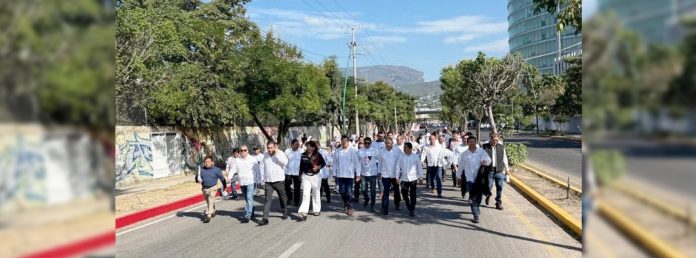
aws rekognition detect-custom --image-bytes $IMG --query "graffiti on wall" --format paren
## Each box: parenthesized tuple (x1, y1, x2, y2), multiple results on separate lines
(0, 134, 47, 209)
(115, 134, 153, 182)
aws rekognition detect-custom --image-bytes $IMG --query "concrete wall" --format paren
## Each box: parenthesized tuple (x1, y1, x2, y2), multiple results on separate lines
(115, 125, 336, 189)
(0, 125, 108, 213)
(533, 115, 582, 134)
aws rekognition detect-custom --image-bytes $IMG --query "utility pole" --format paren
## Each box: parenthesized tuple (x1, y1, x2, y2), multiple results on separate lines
(351, 26, 359, 137)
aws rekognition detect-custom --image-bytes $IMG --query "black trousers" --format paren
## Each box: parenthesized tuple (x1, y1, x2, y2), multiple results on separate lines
(320, 178, 331, 202)
(460, 174, 468, 197)
(263, 181, 288, 220)
(400, 181, 418, 211)
(353, 178, 361, 202)
(284, 175, 301, 206)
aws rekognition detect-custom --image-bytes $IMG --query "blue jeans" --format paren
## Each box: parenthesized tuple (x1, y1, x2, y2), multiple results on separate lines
(427, 166, 443, 195)
(241, 184, 256, 219)
(467, 181, 481, 216)
(381, 178, 401, 210)
(337, 178, 355, 209)
(488, 172, 505, 204)
(361, 176, 377, 207)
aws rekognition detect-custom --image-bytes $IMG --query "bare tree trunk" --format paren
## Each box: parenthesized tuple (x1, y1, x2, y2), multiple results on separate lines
(486, 103, 498, 135)
(252, 113, 273, 142)
(276, 120, 290, 149)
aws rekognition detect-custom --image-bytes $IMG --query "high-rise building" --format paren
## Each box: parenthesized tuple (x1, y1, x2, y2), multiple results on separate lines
(507, 0, 582, 75)
(599, 0, 696, 45)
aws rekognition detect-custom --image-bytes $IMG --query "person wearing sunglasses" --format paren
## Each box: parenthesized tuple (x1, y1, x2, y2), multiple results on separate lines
(229, 145, 259, 223)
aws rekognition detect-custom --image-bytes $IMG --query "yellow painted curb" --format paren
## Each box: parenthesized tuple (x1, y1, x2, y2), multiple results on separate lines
(508, 174, 582, 236)
(611, 182, 696, 229)
(597, 200, 688, 258)
(518, 163, 582, 194)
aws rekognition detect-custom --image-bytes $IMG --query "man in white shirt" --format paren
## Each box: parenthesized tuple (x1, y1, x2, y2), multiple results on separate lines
(333, 135, 361, 216)
(438, 134, 455, 187)
(482, 133, 510, 210)
(252, 146, 265, 196)
(230, 145, 259, 223)
(259, 141, 289, 226)
(371, 133, 386, 197)
(395, 135, 406, 152)
(319, 144, 333, 203)
(452, 135, 469, 194)
(358, 137, 380, 211)
(378, 137, 402, 215)
(224, 148, 240, 199)
(456, 136, 491, 223)
(284, 139, 303, 207)
(397, 142, 424, 217)
(420, 134, 446, 197)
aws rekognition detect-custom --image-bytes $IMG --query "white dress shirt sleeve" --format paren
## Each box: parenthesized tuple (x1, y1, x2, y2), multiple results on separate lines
(416, 157, 424, 179)
(503, 148, 509, 172)
(456, 153, 465, 179)
(275, 151, 289, 167)
(352, 150, 360, 177)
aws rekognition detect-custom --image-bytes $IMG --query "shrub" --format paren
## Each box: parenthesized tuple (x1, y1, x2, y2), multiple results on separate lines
(590, 150, 625, 186)
(505, 143, 528, 166)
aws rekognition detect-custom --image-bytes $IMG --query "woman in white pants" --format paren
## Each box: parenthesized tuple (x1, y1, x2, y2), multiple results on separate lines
(297, 141, 327, 221)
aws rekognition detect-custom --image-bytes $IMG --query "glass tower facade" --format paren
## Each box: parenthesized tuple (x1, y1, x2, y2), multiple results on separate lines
(599, 0, 696, 45)
(507, 0, 582, 75)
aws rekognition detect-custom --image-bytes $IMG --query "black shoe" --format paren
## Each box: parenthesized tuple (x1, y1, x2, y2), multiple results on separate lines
(231, 195, 238, 200)
(485, 195, 491, 206)
(381, 208, 388, 215)
(297, 214, 307, 222)
(241, 217, 250, 223)
(473, 216, 479, 223)
(258, 219, 269, 226)
(363, 201, 368, 208)
(211, 211, 216, 218)
(395, 206, 401, 211)
(281, 210, 288, 220)
(409, 211, 415, 217)
(326, 200, 331, 203)
(437, 194, 442, 198)
(496, 202, 503, 210)
(203, 216, 211, 223)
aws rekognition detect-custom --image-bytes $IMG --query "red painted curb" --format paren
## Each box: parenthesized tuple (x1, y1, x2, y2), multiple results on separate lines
(20, 230, 115, 258)
(116, 183, 239, 229)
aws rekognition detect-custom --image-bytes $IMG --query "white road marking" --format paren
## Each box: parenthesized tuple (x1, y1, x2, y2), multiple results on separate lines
(278, 242, 304, 258)
(116, 199, 221, 236)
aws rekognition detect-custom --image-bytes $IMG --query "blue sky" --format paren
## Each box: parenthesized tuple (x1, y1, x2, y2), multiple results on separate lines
(244, 0, 512, 81)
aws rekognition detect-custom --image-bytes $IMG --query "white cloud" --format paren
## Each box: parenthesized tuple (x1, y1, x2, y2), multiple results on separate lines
(411, 15, 507, 34)
(463, 38, 509, 53)
(364, 36, 406, 44)
(443, 34, 479, 44)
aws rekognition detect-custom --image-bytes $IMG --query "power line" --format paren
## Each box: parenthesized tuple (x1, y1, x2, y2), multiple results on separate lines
(230, 18, 331, 63)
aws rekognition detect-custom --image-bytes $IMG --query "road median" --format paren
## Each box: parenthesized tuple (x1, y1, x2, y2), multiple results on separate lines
(508, 172, 582, 237)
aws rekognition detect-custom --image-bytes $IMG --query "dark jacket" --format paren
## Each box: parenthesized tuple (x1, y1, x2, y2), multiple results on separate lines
(469, 165, 491, 198)
(299, 151, 326, 176)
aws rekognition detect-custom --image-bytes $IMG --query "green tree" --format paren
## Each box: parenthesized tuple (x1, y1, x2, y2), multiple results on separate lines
(469, 52, 526, 135)
(242, 32, 330, 146)
(116, 0, 252, 126)
(1, 0, 114, 127)
(533, 0, 582, 33)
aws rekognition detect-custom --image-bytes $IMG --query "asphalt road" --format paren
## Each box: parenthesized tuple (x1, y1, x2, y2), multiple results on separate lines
(116, 183, 581, 257)
(591, 138, 696, 200)
(504, 134, 582, 186)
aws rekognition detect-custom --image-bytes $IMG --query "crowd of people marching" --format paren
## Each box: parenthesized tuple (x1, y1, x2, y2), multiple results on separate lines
(195, 128, 509, 225)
